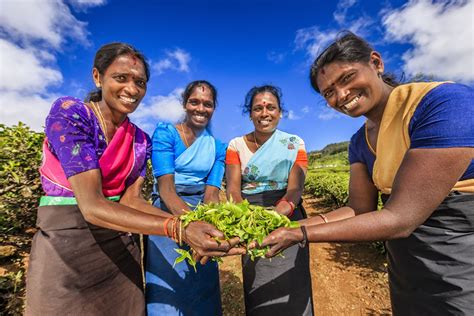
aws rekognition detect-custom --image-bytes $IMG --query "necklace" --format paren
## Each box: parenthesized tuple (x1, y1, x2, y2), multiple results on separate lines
(253, 131, 260, 149)
(179, 123, 190, 147)
(90, 101, 109, 143)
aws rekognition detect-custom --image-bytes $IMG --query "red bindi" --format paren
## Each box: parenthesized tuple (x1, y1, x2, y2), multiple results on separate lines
(131, 55, 138, 65)
(201, 86, 206, 92)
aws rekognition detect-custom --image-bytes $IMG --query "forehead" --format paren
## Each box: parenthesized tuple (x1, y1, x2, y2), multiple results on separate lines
(189, 85, 214, 99)
(104, 54, 146, 78)
(253, 92, 278, 104)
(317, 61, 364, 90)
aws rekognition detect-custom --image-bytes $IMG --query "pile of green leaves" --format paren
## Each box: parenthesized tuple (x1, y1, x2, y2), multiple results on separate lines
(175, 200, 299, 270)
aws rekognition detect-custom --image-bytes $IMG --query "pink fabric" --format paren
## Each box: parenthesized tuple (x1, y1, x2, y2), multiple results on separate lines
(40, 118, 137, 197)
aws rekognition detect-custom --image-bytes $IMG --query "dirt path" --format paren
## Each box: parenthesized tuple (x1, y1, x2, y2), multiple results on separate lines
(219, 195, 391, 315)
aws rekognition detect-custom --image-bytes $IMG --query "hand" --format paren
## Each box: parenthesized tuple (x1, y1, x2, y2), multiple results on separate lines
(251, 227, 303, 258)
(274, 202, 291, 216)
(183, 221, 246, 259)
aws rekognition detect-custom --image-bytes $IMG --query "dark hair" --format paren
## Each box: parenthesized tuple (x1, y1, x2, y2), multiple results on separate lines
(242, 85, 285, 115)
(85, 42, 150, 102)
(309, 31, 398, 93)
(181, 80, 218, 107)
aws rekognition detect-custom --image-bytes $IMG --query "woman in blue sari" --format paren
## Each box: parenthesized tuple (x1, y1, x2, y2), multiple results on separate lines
(226, 85, 314, 316)
(146, 80, 228, 315)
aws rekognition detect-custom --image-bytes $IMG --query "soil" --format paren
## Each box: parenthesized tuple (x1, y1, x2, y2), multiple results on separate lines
(219, 195, 391, 316)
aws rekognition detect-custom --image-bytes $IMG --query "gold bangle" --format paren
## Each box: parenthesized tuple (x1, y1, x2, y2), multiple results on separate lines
(317, 213, 329, 223)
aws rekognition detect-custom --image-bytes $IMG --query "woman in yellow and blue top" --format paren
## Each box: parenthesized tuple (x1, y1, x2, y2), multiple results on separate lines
(258, 32, 474, 315)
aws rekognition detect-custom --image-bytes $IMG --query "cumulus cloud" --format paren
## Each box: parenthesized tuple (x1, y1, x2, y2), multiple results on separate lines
(267, 51, 286, 64)
(0, 0, 89, 48)
(130, 88, 185, 133)
(287, 110, 301, 120)
(0, 0, 101, 130)
(0, 39, 63, 93)
(68, 0, 107, 9)
(153, 48, 191, 75)
(294, 0, 372, 60)
(383, 0, 474, 82)
(318, 107, 343, 121)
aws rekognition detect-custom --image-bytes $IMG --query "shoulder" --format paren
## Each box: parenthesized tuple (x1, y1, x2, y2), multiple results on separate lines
(49, 96, 90, 118)
(152, 122, 178, 141)
(228, 136, 246, 150)
(350, 125, 366, 144)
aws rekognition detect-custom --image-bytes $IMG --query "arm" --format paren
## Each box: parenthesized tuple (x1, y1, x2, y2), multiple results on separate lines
(69, 169, 243, 256)
(261, 147, 473, 256)
(299, 162, 378, 225)
(157, 174, 192, 215)
(225, 164, 244, 203)
(274, 163, 306, 216)
(203, 185, 221, 204)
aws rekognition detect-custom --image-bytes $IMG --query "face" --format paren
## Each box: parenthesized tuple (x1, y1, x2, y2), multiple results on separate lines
(93, 54, 147, 115)
(250, 92, 281, 133)
(184, 85, 215, 129)
(316, 52, 386, 118)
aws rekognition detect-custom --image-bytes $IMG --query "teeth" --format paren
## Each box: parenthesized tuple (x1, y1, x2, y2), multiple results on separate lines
(342, 94, 360, 111)
(120, 96, 137, 103)
(259, 120, 270, 126)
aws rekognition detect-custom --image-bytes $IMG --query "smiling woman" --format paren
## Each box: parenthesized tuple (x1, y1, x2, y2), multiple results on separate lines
(145, 80, 231, 315)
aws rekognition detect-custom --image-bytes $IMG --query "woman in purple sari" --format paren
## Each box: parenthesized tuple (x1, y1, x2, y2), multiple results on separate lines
(25, 43, 242, 316)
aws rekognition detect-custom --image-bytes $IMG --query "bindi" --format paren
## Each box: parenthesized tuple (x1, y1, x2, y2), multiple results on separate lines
(131, 55, 138, 65)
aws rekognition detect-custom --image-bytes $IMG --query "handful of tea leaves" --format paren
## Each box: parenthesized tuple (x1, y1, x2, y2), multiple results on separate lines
(174, 200, 299, 270)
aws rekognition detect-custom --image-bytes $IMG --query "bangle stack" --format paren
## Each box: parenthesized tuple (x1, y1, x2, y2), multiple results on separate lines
(163, 216, 184, 246)
(276, 198, 296, 217)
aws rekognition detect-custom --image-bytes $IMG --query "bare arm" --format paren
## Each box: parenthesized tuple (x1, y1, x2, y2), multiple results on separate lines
(69, 169, 243, 256)
(275, 163, 307, 216)
(119, 176, 172, 217)
(225, 164, 244, 203)
(300, 162, 379, 225)
(203, 185, 221, 204)
(156, 174, 191, 215)
(261, 147, 473, 256)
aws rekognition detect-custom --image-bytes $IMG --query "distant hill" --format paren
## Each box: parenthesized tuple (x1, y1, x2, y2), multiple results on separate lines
(308, 141, 349, 168)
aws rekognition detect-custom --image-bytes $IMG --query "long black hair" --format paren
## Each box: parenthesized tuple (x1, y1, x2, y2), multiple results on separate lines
(85, 42, 150, 102)
(309, 31, 398, 93)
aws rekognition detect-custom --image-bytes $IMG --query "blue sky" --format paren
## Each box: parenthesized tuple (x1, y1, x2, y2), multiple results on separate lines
(1, 0, 473, 151)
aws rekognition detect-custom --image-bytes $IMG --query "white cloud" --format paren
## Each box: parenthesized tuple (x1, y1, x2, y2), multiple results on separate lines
(287, 110, 301, 120)
(68, 0, 107, 9)
(334, 0, 358, 24)
(0, 39, 63, 93)
(0, 0, 102, 130)
(267, 51, 286, 64)
(153, 48, 191, 75)
(382, 0, 474, 82)
(130, 88, 185, 133)
(0, 91, 59, 130)
(0, 0, 89, 48)
(301, 106, 311, 114)
(318, 107, 342, 120)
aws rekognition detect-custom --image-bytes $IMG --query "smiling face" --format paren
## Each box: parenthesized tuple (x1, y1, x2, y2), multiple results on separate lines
(184, 84, 215, 130)
(93, 54, 147, 116)
(316, 52, 387, 118)
(250, 92, 281, 134)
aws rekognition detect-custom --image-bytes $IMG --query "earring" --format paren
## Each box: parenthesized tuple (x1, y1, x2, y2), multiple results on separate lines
(280, 114, 283, 118)
(377, 72, 382, 78)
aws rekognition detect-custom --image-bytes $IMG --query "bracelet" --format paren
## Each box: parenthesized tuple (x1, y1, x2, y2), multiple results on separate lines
(276, 198, 295, 217)
(317, 213, 329, 223)
(298, 225, 308, 248)
(163, 218, 172, 237)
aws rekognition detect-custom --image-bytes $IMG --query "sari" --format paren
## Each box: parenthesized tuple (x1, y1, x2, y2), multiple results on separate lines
(26, 97, 149, 316)
(146, 124, 224, 316)
(226, 130, 314, 316)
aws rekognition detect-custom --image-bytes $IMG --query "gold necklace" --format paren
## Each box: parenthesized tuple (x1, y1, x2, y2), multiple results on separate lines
(90, 101, 109, 143)
(179, 123, 190, 147)
(253, 131, 260, 149)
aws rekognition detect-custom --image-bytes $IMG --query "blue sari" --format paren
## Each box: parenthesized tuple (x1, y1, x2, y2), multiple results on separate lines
(146, 126, 222, 316)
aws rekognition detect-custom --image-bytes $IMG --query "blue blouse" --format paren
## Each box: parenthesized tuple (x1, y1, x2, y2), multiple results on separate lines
(349, 83, 474, 180)
(151, 122, 227, 188)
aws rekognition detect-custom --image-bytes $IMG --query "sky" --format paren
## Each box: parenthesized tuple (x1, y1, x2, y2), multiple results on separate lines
(0, 0, 473, 151)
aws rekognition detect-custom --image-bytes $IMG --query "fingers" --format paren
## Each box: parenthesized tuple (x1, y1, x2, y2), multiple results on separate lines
(200, 256, 209, 265)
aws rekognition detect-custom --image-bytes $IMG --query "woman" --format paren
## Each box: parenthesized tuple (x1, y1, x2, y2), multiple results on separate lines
(26, 44, 240, 316)
(225, 85, 314, 316)
(259, 32, 474, 315)
(145, 80, 228, 315)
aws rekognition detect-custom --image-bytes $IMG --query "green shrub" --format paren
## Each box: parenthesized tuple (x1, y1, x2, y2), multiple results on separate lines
(0, 123, 44, 234)
(305, 170, 349, 207)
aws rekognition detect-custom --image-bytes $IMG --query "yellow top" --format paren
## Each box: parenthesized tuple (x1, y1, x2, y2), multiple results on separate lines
(372, 82, 474, 194)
